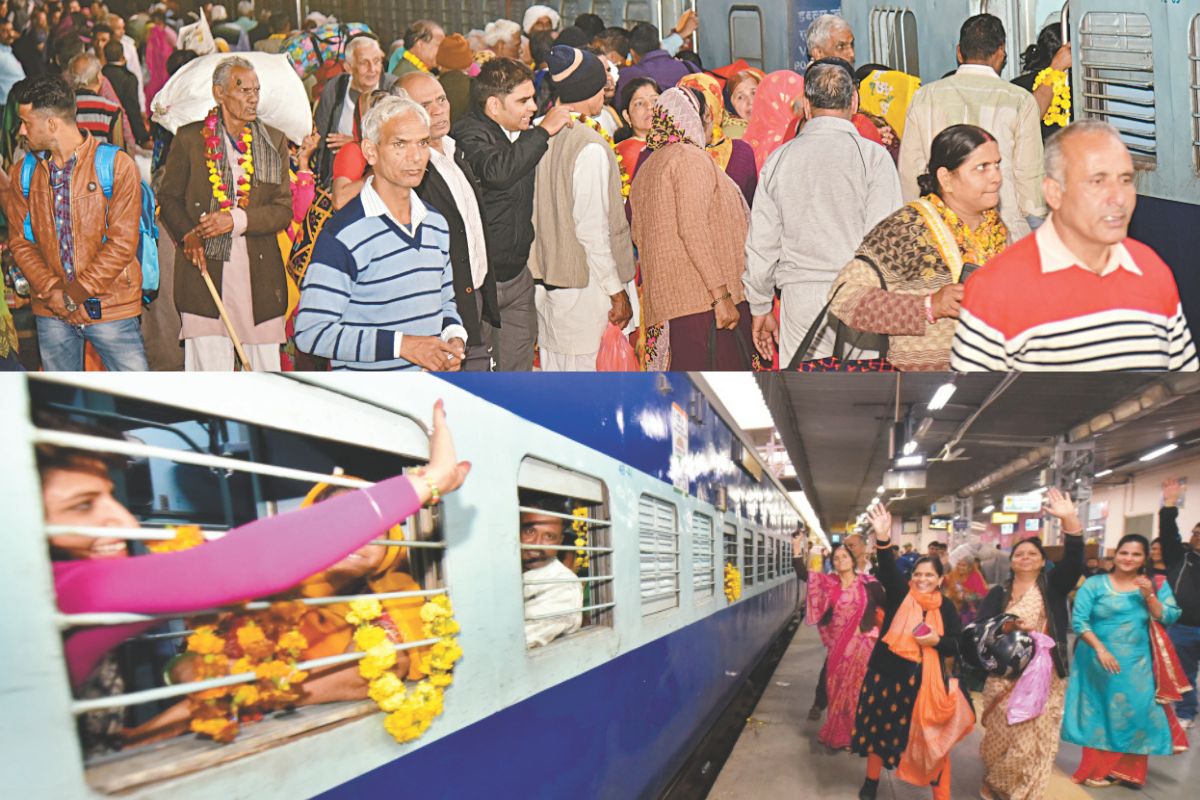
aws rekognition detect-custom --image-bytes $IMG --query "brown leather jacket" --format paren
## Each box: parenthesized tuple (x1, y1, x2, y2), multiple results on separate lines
(5, 134, 143, 322)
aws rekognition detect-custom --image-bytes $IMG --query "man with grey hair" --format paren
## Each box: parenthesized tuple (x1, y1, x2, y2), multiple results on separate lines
(294, 96, 468, 371)
(160, 56, 293, 370)
(390, 19, 445, 76)
(313, 35, 398, 184)
(952, 120, 1197, 371)
(744, 58, 900, 367)
(806, 13, 855, 66)
(68, 51, 125, 148)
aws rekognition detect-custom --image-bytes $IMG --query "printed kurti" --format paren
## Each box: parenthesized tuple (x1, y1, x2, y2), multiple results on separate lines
(1062, 575, 1181, 755)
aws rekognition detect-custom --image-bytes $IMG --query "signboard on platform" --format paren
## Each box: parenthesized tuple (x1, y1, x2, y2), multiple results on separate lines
(1025, 518, 1041, 532)
(991, 512, 1019, 524)
(1001, 523, 1016, 534)
(670, 403, 688, 493)
(790, 1, 842, 70)
(1003, 492, 1043, 513)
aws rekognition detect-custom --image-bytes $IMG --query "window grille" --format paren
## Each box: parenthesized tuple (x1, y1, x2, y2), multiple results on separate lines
(869, 7, 919, 76)
(757, 533, 767, 583)
(692, 513, 716, 600)
(1190, 15, 1200, 171)
(639, 494, 680, 615)
(723, 522, 739, 570)
(1079, 11, 1156, 166)
(743, 528, 756, 586)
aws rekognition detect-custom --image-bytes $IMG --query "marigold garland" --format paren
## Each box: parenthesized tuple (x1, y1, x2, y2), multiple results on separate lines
(203, 107, 254, 211)
(571, 507, 590, 573)
(401, 48, 431, 73)
(1032, 67, 1071, 128)
(925, 193, 1007, 265)
(146, 525, 206, 553)
(724, 562, 742, 602)
(576, 113, 632, 198)
(349, 593, 462, 743)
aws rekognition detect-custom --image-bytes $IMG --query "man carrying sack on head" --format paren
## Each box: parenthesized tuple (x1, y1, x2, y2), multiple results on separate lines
(160, 56, 293, 371)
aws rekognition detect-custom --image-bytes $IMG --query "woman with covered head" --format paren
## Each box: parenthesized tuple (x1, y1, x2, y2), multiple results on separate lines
(827, 124, 1008, 371)
(629, 86, 754, 371)
(742, 69, 804, 171)
(678, 72, 758, 207)
(1063, 532, 1186, 788)
(853, 504, 974, 800)
(796, 541, 886, 750)
(722, 68, 763, 138)
(975, 489, 1084, 800)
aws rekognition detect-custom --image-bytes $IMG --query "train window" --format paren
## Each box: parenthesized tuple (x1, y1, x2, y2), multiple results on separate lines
(692, 512, 716, 601)
(869, 8, 919, 77)
(757, 533, 767, 583)
(742, 527, 756, 586)
(723, 522, 739, 574)
(728, 6, 764, 69)
(560, 0, 585, 22)
(25, 380, 446, 793)
(625, 0, 652, 27)
(1079, 11, 1157, 167)
(592, 1, 612, 26)
(639, 494, 680, 615)
(1191, 15, 1200, 172)
(519, 459, 614, 649)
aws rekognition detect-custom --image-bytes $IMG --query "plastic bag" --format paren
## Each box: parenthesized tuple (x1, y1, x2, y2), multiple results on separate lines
(1007, 631, 1055, 725)
(596, 324, 639, 371)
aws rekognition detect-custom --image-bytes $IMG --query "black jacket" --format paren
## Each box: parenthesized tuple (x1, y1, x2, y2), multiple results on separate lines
(976, 533, 1083, 679)
(311, 72, 400, 185)
(416, 145, 499, 345)
(450, 110, 549, 283)
(1159, 506, 1200, 626)
(102, 64, 149, 147)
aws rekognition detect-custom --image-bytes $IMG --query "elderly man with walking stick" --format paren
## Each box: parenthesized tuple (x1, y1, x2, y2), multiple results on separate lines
(160, 55, 293, 371)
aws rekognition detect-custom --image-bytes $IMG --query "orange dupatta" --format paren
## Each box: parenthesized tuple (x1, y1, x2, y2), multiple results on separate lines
(884, 588, 975, 786)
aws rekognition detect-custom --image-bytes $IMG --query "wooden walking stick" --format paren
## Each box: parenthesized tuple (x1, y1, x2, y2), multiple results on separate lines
(200, 269, 253, 371)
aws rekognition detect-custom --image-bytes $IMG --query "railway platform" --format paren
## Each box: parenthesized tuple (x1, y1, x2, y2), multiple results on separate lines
(709, 618, 1198, 799)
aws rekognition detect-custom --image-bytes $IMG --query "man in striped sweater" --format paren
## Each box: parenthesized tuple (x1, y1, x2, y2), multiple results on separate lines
(951, 121, 1197, 372)
(294, 96, 468, 371)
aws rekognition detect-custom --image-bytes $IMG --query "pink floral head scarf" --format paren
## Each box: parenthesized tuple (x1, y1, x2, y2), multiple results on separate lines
(743, 70, 805, 171)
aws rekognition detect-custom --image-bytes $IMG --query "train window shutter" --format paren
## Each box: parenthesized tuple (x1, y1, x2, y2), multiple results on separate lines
(1079, 11, 1157, 167)
(639, 494, 680, 615)
(692, 513, 716, 600)
(1190, 14, 1200, 172)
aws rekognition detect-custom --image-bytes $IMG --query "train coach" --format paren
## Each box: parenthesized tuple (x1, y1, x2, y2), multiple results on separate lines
(1, 371, 805, 798)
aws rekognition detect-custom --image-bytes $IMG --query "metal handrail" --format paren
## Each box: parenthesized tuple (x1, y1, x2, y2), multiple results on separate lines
(520, 543, 613, 553)
(69, 637, 441, 714)
(525, 601, 615, 622)
(524, 574, 615, 586)
(517, 506, 612, 527)
(43, 524, 447, 549)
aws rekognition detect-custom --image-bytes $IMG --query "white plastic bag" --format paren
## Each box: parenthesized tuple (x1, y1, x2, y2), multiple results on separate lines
(150, 52, 313, 144)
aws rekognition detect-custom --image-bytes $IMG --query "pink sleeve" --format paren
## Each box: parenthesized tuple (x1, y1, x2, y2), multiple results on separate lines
(291, 171, 315, 225)
(805, 573, 835, 626)
(56, 474, 420, 687)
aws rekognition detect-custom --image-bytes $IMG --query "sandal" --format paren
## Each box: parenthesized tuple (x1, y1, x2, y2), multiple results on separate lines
(1084, 777, 1114, 788)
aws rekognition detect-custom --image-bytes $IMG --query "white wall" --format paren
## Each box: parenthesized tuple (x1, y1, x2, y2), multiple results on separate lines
(1089, 454, 1200, 552)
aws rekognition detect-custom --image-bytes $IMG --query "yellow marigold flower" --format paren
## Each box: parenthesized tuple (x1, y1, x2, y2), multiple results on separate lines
(231, 656, 254, 675)
(232, 684, 261, 707)
(236, 623, 267, 650)
(384, 709, 416, 740)
(193, 686, 231, 701)
(191, 717, 238, 740)
(254, 660, 292, 682)
(354, 625, 389, 652)
(277, 630, 309, 652)
(346, 598, 383, 625)
(186, 627, 226, 656)
(428, 671, 453, 688)
(359, 646, 397, 679)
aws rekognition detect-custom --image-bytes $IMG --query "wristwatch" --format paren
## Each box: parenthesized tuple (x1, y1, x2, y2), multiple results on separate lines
(62, 291, 78, 313)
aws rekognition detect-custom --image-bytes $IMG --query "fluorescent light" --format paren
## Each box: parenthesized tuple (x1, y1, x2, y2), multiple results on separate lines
(903, 440, 917, 456)
(928, 382, 957, 411)
(1095, 469, 1113, 478)
(896, 454, 925, 468)
(981, 504, 995, 514)
(1139, 443, 1178, 462)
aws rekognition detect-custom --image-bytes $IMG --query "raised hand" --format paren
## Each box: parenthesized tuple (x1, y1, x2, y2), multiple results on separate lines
(1043, 487, 1081, 533)
(1162, 478, 1183, 507)
(867, 503, 892, 542)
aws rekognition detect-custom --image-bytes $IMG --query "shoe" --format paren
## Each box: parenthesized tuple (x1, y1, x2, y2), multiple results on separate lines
(858, 778, 879, 800)
(1084, 777, 1114, 787)
(1181, 717, 1196, 730)
(807, 704, 822, 721)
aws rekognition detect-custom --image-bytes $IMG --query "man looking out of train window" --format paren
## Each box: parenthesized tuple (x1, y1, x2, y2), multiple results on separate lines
(520, 494, 583, 648)
(294, 96, 469, 371)
(899, 13, 1046, 240)
(952, 120, 1197, 372)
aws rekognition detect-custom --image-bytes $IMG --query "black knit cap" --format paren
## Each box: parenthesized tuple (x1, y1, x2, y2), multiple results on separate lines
(546, 44, 607, 103)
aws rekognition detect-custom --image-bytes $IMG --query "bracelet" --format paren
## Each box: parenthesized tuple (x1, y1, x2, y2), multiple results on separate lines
(413, 467, 440, 506)
(711, 291, 732, 309)
(923, 294, 936, 324)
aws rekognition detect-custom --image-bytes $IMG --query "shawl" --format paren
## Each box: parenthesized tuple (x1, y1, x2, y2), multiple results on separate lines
(646, 87, 704, 151)
(678, 72, 733, 170)
(742, 70, 804, 171)
(204, 116, 285, 262)
(883, 587, 944, 663)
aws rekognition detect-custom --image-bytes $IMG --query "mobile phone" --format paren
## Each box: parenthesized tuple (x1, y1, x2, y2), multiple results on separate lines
(84, 297, 102, 320)
(960, 263, 981, 283)
(913, 622, 932, 637)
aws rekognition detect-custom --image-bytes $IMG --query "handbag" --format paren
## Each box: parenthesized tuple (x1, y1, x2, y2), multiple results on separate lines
(707, 317, 756, 371)
(785, 255, 894, 372)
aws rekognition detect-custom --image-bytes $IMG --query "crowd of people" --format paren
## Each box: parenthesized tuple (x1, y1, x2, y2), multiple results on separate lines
(791, 481, 1198, 799)
(0, 4, 1194, 372)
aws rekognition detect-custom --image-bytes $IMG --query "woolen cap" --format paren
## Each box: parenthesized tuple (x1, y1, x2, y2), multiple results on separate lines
(438, 33, 473, 71)
(546, 45, 606, 103)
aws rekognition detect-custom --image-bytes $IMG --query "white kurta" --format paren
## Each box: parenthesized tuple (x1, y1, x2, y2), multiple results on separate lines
(523, 558, 583, 648)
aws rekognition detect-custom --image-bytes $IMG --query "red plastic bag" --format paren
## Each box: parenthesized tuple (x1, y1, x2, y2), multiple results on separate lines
(596, 324, 640, 371)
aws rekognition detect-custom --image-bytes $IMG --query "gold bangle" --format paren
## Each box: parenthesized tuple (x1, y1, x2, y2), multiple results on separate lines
(414, 468, 440, 506)
(711, 291, 732, 309)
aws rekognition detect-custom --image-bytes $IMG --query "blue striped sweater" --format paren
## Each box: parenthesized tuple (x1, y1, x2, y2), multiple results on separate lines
(295, 191, 462, 371)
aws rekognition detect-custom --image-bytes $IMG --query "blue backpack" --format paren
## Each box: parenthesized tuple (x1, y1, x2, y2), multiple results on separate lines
(20, 143, 160, 305)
